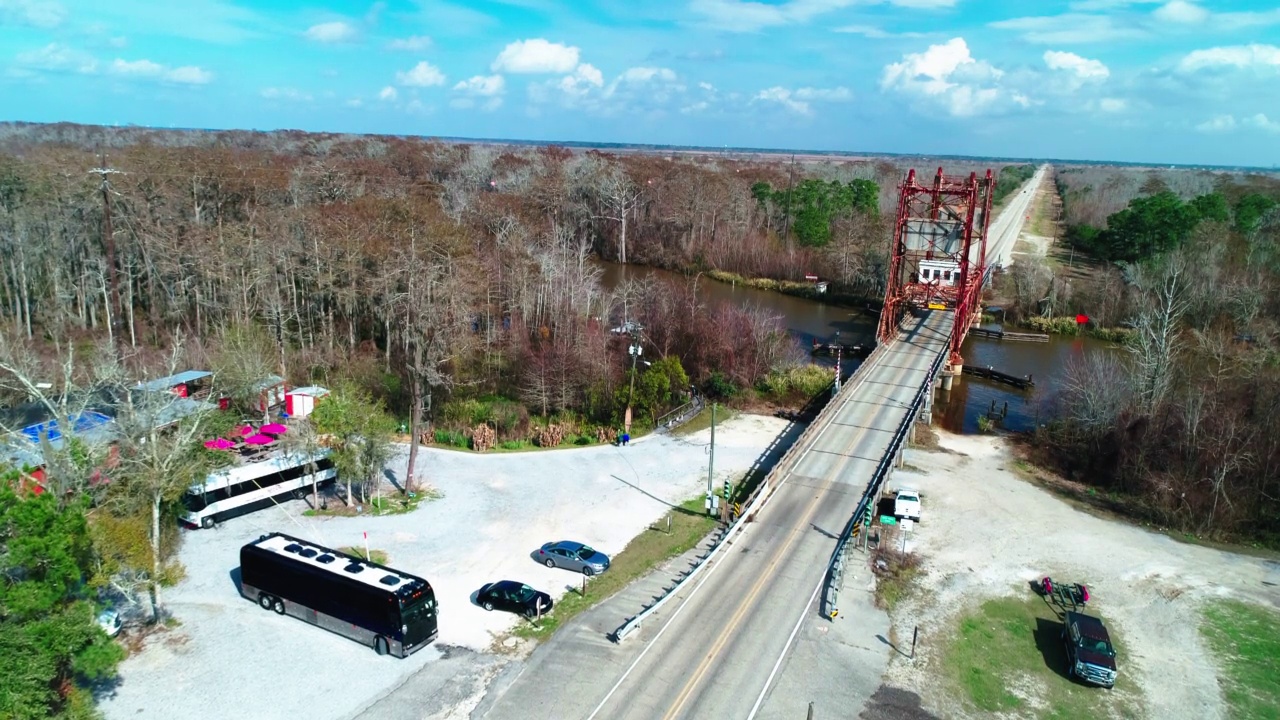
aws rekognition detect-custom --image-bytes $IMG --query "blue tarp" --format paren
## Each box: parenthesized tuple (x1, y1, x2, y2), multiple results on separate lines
(20, 411, 113, 444)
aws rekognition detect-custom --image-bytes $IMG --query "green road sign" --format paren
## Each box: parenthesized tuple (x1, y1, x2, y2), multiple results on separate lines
(880, 515, 897, 525)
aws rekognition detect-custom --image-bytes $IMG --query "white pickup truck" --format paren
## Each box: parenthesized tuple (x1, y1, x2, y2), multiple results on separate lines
(894, 489, 921, 522)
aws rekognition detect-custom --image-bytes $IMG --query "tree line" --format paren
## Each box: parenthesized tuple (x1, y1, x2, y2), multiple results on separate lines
(1023, 166, 1280, 546)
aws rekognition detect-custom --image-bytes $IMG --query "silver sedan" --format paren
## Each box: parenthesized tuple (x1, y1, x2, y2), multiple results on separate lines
(537, 541, 611, 576)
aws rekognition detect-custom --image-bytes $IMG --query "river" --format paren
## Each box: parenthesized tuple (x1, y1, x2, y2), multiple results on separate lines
(595, 261, 1116, 434)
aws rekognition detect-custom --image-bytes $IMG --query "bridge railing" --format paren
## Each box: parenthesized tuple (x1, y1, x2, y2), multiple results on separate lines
(821, 330, 948, 619)
(611, 342, 892, 642)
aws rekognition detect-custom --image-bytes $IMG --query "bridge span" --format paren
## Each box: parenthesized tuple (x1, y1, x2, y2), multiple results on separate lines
(482, 166, 1046, 720)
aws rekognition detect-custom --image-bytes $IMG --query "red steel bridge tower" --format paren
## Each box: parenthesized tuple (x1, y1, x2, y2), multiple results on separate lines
(877, 167, 994, 376)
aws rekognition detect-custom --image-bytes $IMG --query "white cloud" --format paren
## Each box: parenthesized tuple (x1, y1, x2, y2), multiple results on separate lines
(14, 43, 98, 73)
(1196, 114, 1236, 132)
(452, 74, 504, 110)
(346, 98, 363, 108)
(833, 25, 925, 39)
(1179, 44, 1280, 72)
(794, 86, 852, 101)
(387, 35, 431, 51)
(111, 58, 163, 76)
(680, 101, 710, 114)
(691, 0, 951, 33)
(164, 65, 213, 84)
(881, 38, 1019, 118)
(990, 14, 1145, 44)
(0, 0, 65, 28)
(616, 66, 678, 84)
(754, 86, 812, 115)
(396, 60, 445, 87)
(453, 74, 505, 96)
(379, 85, 397, 101)
(109, 58, 213, 84)
(1244, 113, 1280, 133)
(261, 87, 312, 102)
(1153, 0, 1209, 24)
(753, 84, 853, 115)
(1098, 97, 1127, 112)
(491, 39, 579, 74)
(304, 21, 356, 43)
(108, 36, 128, 48)
(1043, 51, 1109, 80)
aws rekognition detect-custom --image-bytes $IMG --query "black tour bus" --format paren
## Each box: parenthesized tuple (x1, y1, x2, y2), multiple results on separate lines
(239, 532, 438, 657)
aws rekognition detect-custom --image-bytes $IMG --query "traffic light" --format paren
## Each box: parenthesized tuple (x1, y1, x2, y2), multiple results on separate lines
(864, 502, 873, 525)
(723, 480, 731, 499)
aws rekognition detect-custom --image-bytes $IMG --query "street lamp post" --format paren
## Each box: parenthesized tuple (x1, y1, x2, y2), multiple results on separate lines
(625, 338, 642, 435)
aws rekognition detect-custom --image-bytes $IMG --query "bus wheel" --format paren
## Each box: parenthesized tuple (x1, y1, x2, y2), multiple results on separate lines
(201, 516, 215, 529)
(483, 601, 494, 611)
(258, 593, 273, 610)
(374, 636, 389, 656)
(272, 597, 286, 615)
(293, 488, 305, 500)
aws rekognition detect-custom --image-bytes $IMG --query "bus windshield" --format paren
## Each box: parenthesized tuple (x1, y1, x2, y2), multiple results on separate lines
(400, 595, 436, 626)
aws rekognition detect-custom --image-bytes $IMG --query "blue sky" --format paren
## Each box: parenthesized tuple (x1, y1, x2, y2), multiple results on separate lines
(2, 0, 1279, 167)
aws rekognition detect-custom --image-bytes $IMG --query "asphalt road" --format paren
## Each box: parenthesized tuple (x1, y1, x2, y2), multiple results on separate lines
(986, 164, 1048, 269)
(575, 310, 954, 720)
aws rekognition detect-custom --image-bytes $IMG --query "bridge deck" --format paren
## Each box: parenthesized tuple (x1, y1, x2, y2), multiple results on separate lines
(585, 310, 954, 720)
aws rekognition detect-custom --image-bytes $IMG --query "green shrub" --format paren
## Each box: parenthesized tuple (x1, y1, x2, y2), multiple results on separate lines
(703, 371, 738, 399)
(432, 429, 468, 448)
(442, 399, 488, 426)
(497, 440, 528, 450)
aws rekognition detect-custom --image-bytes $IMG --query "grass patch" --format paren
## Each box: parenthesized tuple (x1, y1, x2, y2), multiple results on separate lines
(511, 497, 718, 641)
(303, 488, 441, 518)
(671, 405, 738, 437)
(942, 594, 1142, 719)
(340, 546, 389, 564)
(1201, 600, 1280, 720)
(872, 545, 922, 611)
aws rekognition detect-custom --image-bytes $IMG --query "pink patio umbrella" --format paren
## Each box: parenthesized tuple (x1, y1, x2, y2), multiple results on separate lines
(235, 425, 255, 436)
(243, 433, 275, 446)
(260, 423, 288, 435)
(203, 438, 235, 450)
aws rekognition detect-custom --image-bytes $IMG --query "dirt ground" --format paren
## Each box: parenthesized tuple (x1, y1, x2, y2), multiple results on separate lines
(882, 431, 1280, 720)
(98, 414, 790, 720)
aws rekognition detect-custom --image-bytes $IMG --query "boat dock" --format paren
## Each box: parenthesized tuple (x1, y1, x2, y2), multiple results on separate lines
(970, 327, 1049, 343)
(962, 365, 1035, 389)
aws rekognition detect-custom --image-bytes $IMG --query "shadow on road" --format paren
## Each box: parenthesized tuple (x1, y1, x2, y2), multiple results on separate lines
(1034, 617, 1072, 681)
(609, 474, 703, 516)
(859, 685, 939, 720)
(876, 633, 911, 659)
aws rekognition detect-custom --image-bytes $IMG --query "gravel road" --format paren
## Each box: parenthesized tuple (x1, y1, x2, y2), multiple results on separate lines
(882, 432, 1280, 720)
(98, 414, 789, 720)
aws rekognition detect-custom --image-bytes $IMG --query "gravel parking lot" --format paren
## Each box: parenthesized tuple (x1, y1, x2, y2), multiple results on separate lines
(99, 414, 789, 720)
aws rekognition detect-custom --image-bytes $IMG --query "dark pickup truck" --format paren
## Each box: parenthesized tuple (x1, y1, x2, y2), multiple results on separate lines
(1062, 610, 1118, 688)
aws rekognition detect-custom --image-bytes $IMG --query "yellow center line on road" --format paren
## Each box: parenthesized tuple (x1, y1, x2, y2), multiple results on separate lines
(659, 474, 833, 720)
(658, 356, 915, 720)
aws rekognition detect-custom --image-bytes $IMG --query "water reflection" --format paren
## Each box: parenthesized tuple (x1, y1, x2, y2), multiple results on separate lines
(594, 261, 1118, 433)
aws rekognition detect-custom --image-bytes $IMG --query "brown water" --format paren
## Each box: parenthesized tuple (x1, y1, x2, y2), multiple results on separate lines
(595, 261, 1115, 433)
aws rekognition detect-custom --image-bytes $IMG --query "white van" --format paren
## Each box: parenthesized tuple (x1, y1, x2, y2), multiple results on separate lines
(894, 489, 921, 522)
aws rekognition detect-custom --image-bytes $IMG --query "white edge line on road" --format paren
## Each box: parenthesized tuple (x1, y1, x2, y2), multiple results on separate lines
(745, 568, 826, 720)
(585, 342, 894, 720)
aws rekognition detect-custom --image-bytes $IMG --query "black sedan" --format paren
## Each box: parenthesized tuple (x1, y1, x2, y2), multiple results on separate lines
(477, 580, 554, 619)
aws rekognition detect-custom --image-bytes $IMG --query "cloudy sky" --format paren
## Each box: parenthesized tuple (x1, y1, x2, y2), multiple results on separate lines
(2, 0, 1278, 167)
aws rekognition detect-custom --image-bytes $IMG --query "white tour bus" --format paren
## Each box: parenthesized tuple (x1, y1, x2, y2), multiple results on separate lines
(180, 449, 336, 528)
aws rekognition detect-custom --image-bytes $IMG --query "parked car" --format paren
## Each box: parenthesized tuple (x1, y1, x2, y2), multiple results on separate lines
(538, 540, 611, 576)
(477, 580, 553, 619)
(97, 608, 122, 638)
(894, 489, 921, 522)
(1062, 610, 1118, 688)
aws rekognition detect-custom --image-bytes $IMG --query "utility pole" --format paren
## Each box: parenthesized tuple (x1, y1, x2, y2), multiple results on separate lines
(90, 156, 124, 340)
(706, 403, 716, 516)
(624, 330, 642, 435)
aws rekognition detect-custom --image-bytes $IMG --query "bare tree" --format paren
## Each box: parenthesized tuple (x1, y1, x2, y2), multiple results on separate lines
(1126, 254, 1190, 415)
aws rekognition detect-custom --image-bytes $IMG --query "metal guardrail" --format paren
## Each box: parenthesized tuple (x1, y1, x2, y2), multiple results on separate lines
(611, 343, 892, 642)
(654, 396, 705, 433)
(822, 332, 948, 618)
